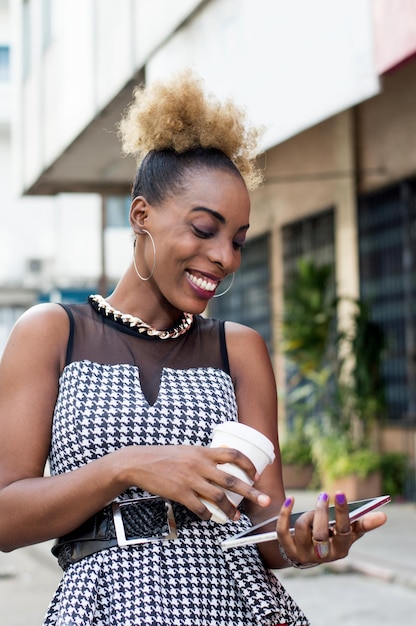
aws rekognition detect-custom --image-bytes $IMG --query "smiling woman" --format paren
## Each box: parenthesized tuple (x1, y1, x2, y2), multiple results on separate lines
(0, 70, 387, 626)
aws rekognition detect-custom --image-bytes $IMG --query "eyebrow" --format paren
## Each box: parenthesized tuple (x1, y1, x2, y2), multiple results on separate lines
(191, 207, 249, 232)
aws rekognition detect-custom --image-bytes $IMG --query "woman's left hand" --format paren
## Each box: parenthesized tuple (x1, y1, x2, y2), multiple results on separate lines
(276, 492, 387, 566)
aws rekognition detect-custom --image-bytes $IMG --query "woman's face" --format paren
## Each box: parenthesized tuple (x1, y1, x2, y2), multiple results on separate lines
(132, 168, 251, 315)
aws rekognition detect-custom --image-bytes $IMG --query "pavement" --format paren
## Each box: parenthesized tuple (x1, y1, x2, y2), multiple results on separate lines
(0, 490, 415, 624)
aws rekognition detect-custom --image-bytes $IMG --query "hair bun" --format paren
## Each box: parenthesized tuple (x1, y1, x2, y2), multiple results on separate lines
(118, 69, 264, 190)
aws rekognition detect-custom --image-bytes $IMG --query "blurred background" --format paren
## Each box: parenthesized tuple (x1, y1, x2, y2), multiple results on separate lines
(1, 1, 416, 624)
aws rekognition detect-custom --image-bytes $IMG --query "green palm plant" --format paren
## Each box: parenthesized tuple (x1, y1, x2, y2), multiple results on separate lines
(282, 259, 387, 486)
(282, 259, 339, 376)
(282, 258, 344, 436)
(349, 300, 386, 442)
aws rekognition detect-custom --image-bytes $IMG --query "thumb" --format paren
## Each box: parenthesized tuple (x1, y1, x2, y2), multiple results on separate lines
(357, 511, 387, 533)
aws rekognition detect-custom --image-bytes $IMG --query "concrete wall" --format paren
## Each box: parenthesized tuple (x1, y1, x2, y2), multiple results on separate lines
(358, 61, 416, 193)
(250, 111, 359, 363)
(146, 0, 378, 150)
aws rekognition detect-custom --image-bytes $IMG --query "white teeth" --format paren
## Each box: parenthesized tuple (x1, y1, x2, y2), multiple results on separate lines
(186, 271, 217, 292)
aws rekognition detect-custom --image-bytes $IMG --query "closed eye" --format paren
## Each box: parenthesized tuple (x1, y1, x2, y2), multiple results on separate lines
(192, 226, 214, 239)
(192, 224, 245, 251)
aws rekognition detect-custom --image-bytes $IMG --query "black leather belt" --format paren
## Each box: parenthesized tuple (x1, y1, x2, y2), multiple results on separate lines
(52, 496, 200, 571)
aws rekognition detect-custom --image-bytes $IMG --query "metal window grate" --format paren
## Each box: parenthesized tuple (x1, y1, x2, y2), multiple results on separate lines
(282, 208, 335, 280)
(358, 179, 416, 425)
(281, 209, 336, 429)
(208, 234, 272, 352)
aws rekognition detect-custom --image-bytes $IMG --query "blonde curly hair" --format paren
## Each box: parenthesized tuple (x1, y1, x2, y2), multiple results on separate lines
(118, 70, 264, 191)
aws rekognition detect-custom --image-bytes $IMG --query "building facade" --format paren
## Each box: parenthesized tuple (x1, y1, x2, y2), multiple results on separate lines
(0, 0, 114, 353)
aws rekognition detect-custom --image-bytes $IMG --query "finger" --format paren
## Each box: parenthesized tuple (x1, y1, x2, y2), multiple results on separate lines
(211, 447, 260, 482)
(353, 511, 387, 536)
(198, 483, 242, 521)
(211, 462, 271, 507)
(187, 493, 220, 521)
(311, 492, 331, 559)
(246, 486, 271, 508)
(276, 497, 316, 564)
(291, 509, 314, 545)
(196, 475, 271, 523)
(276, 496, 295, 537)
(330, 492, 353, 556)
(276, 496, 304, 553)
(312, 492, 330, 541)
(332, 492, 352, 536)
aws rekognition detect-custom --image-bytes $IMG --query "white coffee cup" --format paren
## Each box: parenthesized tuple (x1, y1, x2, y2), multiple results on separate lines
(200, 421, 275, 524)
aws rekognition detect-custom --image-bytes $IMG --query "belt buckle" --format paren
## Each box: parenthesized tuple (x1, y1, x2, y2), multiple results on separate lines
(112, 496, 178, 547)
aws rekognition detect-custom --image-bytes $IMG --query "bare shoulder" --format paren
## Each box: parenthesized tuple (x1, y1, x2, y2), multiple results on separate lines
(224, 321, 270, 361)
(10, 302, 68, 335)
(224, 321, 274, 385)
(0, 304, 71, 484)
(14, 301, 68, 328)
(1, 303, 70, 372)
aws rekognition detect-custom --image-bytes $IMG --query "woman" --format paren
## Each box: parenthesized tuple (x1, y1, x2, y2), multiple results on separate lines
(0, 71, 386, 625)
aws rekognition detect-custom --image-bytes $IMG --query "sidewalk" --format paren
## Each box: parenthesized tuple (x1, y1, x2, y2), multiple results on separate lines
(287, 490, 416, 589)
(0, 540, 61, 625)
(0, 490, 415, 625)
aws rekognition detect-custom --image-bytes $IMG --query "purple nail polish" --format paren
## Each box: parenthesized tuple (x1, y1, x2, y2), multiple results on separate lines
(319, 492, 329, 502)
(284, 497, 292, 507)
(336, 493, 346, 505)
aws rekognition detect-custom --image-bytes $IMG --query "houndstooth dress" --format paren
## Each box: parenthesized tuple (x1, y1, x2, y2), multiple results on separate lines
(44, 302, 310, 626)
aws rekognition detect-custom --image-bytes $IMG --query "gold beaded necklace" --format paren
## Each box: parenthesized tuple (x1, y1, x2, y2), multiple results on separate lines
(88, 294, 194, 339)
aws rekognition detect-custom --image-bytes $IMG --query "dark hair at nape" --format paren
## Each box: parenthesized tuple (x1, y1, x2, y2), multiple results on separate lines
(131, 147, 244, 203)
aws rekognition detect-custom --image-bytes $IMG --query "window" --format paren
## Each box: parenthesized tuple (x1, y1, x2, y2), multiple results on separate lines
(358, 180, 416, 424)
(281, 209, 336, 427)
(105, 196, 131, 228)
(282, 208, 335, 281)
(208, 234, 272, 352)
(0, 46, 10, 82)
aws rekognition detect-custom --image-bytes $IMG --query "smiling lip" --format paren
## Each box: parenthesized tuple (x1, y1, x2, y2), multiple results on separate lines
(185, 271, 220, 295)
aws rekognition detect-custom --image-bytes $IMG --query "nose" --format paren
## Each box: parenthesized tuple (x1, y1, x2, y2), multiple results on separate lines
(207, 239, 239, 274)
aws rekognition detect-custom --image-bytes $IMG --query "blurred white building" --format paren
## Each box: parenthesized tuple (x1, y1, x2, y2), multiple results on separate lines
(0, 0, 110, 352)
(8, 0, 416, 471)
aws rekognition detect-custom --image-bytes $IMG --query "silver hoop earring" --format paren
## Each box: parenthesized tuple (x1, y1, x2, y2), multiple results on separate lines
(213, 273, 235, 298)
(133, 229, 156, 281)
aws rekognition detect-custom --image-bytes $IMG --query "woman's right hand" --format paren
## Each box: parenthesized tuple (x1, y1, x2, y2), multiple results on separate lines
(118, 443, 271, 522)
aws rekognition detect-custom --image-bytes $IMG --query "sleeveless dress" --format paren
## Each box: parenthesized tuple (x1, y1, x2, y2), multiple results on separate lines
(44, 303, 310, 626)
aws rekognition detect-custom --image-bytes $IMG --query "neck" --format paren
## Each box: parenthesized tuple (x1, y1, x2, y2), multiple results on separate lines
(107, 270, 183, 330)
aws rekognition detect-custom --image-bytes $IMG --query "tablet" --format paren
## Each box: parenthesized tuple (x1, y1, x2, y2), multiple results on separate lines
(221, 494, 391, 550)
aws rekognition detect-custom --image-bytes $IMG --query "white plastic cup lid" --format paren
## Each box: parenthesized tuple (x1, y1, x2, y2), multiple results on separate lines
(212, 421, 275, 464)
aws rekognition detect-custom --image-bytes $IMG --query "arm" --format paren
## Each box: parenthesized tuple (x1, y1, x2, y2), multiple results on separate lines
(225, 322, 387, 570)
(0, 306, 270, 552)
(0, 303, 136, 550)
(225, 321, 288, 568)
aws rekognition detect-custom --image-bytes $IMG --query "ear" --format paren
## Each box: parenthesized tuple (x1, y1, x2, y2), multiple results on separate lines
(130, 196, 150, 234)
